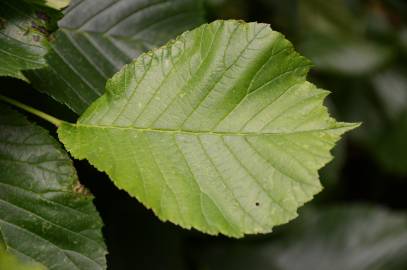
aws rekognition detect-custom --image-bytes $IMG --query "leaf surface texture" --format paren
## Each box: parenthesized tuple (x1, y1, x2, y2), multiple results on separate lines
(0, 106, 107, 269)
(0, 1, 56, 80)
(59, 20, 358, 237)
(26, 0, 206, 114)
(0, 249, 46, 270)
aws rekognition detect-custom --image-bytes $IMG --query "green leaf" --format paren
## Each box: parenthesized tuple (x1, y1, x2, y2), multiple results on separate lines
(300, 34, 393, 75)
(0, 249, 46, 270)
(196, 205, 407, 270)
(298, 0, 394, 75)
(373, 114, 407, 175)
(25, 0, 206, 114)
(0, 106, 107, 269)
(24, 0, 70, 10)
(371, 69, 407, 175)
(58, 20, 359, 237)
(401, 28, 407, 53)
(372, 68, 407, 120)
(340, 67, 407, 175)
(0, 1, 58, 80)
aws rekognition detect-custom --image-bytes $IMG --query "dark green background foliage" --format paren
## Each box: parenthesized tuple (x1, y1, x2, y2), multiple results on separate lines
(1, 0, 407, 269)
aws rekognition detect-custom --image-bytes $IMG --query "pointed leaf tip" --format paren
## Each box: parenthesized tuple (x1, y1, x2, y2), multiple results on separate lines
(59, 20, 359, 237)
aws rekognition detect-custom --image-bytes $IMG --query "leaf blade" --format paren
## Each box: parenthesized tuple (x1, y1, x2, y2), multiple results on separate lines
(0, 106, 107, 269)
(25, 0, 206, 114)
(0, 1, 58, 80)
(58, 20, 358, 237)
(197, 205, 407, 270)
(24, 0, 70, 10)
(0, 249, 46, 270)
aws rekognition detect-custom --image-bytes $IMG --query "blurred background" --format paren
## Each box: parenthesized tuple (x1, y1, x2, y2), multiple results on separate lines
(2, 0, 407, 269)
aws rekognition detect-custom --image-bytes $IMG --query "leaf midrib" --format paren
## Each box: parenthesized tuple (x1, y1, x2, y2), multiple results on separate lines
(68, 122, 351, 136)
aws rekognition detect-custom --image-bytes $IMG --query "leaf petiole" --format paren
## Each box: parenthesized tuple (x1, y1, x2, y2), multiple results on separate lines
(0, 94, 65, 127)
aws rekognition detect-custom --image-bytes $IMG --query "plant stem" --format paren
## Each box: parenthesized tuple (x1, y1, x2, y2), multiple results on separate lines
(0, 94, 64, 127)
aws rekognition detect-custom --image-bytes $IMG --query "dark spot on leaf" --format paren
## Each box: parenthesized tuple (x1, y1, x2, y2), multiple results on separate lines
(73, 181, 91, 196)
(47, 33, 56, 42)
(32, 35, 40, 42)
(255, 202, 260, 206)
(31, 21, 49, 35)
(38, 26, 48, 34)
(36, 11, 49, 21)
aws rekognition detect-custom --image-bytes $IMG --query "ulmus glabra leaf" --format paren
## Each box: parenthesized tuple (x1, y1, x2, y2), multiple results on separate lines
(58, 20, 359, 237)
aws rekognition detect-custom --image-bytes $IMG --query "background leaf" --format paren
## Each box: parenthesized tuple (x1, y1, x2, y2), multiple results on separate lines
(367, 67, 407, 174)
(0, 1, 59, 80)
(195, 205, 407, 270)
(0, 106, 107, 269)
(249, 0, 407, 177)
(24, 0, 70, 10)
(298, 0, 394, 76)
(25, 0, 206, 114)
(58, 20, 357, 237)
